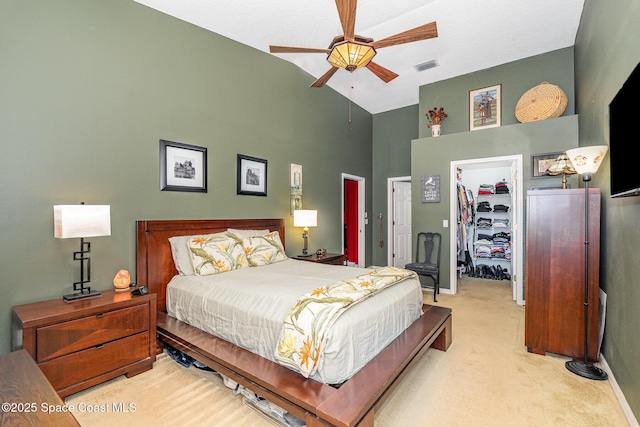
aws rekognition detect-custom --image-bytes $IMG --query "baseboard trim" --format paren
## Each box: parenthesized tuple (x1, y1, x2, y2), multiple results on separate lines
(600, 355, 639, 426)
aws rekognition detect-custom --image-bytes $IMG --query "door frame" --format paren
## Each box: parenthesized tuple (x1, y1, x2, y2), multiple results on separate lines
(341, 173, 366, 267)
(449, 154, 524, 305)
(387, 176, 411, 266)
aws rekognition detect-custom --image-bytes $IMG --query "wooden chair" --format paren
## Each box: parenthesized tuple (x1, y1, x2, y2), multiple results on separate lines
(405, 232, 442, 302)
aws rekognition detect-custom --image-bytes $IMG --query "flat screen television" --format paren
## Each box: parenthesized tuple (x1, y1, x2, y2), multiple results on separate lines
(610, 61, 640, 198)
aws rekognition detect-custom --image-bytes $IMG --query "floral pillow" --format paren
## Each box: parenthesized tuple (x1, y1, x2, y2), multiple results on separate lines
(188, 233, 248, 275)
(169, 232, 226, 276)
(243, 231, 288, 266)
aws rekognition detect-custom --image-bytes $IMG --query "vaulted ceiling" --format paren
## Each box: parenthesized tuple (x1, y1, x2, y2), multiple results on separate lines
(133, 0, 585, 114)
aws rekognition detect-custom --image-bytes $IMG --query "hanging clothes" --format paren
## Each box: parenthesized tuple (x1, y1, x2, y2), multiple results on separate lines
(456, 183, 475, 270)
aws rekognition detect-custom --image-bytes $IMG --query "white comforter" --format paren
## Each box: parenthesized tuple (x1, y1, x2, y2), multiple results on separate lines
(166, 259, 423, 384)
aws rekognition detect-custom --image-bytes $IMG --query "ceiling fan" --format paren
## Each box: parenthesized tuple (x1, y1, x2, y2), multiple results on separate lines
(269, 0, 438, 88)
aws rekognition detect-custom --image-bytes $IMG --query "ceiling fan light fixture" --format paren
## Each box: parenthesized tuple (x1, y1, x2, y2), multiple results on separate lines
(327, 41, 376, 72)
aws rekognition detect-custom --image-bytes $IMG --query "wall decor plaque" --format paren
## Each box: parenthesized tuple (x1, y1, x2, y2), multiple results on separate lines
(421, 174, 440, 203)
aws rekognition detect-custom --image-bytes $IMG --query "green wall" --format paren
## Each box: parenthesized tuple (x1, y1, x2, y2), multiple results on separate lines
(2, 0, 638, 420)
(410, 47, 577, 291)
(418, 47, 575, 138)
(371, 105, 418, 267)
(411, 115, 579, 291)
(0, 0, 373, 354)
(576, 0, 640, 419)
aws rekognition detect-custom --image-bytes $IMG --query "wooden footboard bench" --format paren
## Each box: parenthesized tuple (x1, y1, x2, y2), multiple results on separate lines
(155, 304, 451, 427)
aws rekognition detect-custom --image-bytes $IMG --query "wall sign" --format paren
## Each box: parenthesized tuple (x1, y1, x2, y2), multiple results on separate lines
(421, 174, 440, 203)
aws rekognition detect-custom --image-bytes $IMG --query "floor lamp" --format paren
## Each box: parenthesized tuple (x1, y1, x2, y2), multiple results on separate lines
(565, 146, 609, 381)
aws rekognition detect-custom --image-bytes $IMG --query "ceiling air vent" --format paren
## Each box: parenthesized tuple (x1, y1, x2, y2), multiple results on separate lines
(414, 59, 439, 72)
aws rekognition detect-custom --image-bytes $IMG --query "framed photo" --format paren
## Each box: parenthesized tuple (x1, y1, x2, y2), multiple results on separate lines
(469, 84, 501, 131)
(290, 163, 302, 214)
(237, 154, 267, 196)
(160, 140, 207, 192)
(532, 152, 562, 178)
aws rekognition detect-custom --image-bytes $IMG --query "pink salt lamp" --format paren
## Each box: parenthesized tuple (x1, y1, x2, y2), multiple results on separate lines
(113, 269, 131, 291)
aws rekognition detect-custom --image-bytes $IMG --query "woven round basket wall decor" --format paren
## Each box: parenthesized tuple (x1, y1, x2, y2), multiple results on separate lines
(515, 82, 568, 122)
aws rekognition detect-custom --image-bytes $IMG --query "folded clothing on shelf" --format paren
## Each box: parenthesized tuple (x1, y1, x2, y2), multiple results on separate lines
(476, 217, 492, 228)
(476, 233, 493, 245)
(495, 181, 510, 194)
(493, 218, 510, 228)
(492, 231, 511, 244)
(478, 184, 495, 195)
(476, 201, 492, 212)
(475, 246, 492, 258)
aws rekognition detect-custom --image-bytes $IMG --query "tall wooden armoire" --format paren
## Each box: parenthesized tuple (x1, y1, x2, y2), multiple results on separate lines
(525, 188, 601, 362)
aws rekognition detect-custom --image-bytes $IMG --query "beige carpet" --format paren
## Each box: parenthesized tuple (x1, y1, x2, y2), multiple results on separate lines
(66, 277, 629, 426)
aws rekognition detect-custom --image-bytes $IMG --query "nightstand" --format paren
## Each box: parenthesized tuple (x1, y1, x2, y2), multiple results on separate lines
(293, 252, 345, 265)
(12, 289, 156, 398)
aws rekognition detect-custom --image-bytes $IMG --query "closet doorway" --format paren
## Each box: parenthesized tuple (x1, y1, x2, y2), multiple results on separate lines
(449, 155, 524, 305)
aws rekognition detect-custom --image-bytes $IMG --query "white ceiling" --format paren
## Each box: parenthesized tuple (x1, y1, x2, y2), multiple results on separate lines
(133, 0, 585, 114)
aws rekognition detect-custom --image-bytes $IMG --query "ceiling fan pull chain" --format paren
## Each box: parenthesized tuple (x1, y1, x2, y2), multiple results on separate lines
(348, 85, 354, 123)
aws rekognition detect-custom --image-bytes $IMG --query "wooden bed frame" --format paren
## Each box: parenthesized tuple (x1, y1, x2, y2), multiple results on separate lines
(136, 218, 452, 427)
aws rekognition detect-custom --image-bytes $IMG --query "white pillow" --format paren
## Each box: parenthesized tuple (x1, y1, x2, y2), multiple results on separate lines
(168, 235, 195, 275)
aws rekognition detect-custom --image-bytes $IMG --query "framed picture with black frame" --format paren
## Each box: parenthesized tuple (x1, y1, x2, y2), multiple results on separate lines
(160, 140, 207, 192)
(531, 151, 562, 178)
(237, 154, 267, 196)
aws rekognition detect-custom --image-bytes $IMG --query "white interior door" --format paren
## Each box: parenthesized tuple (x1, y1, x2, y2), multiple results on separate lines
(392, 181, 412, 267)
(510, 160, 524, 304)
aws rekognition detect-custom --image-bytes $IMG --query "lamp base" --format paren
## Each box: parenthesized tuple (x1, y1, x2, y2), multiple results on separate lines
(565, 360, 608, 381)
(63, 290, 101, 302)
(297, 253, 313, 258)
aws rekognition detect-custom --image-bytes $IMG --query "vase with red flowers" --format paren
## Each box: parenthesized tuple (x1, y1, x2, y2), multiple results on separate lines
(426, 107, 448, 137)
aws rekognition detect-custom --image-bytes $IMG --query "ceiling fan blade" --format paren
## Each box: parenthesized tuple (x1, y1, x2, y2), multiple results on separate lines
(371, 21, 438, 49)
(310, 67, 339, 88)
(270, 45, 330, 54)
(335, 0, 357, 41)
(366, 61, 399, 83)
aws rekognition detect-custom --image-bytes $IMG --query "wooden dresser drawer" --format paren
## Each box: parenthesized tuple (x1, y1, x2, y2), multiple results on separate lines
(13, 290, 156, 398)
(36, 304, 149, 362)
(39, 332, 149, 391)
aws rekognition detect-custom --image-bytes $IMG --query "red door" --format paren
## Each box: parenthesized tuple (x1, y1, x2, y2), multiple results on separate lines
(344, 179, 358, 264)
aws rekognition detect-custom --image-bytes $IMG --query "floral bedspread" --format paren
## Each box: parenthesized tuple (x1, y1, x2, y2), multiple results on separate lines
(274, 266, 418, 378)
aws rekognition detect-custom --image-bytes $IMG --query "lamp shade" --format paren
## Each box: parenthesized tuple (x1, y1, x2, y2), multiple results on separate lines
(54, 205, 111, 238)
(542, 153, 577, 176)
(565, 146, 609, 175)
(293, 210, 317, 228)
(327, 41, 376, 71)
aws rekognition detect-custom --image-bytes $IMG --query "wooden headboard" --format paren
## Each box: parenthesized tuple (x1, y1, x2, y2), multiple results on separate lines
(135, 218, 286, 312)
